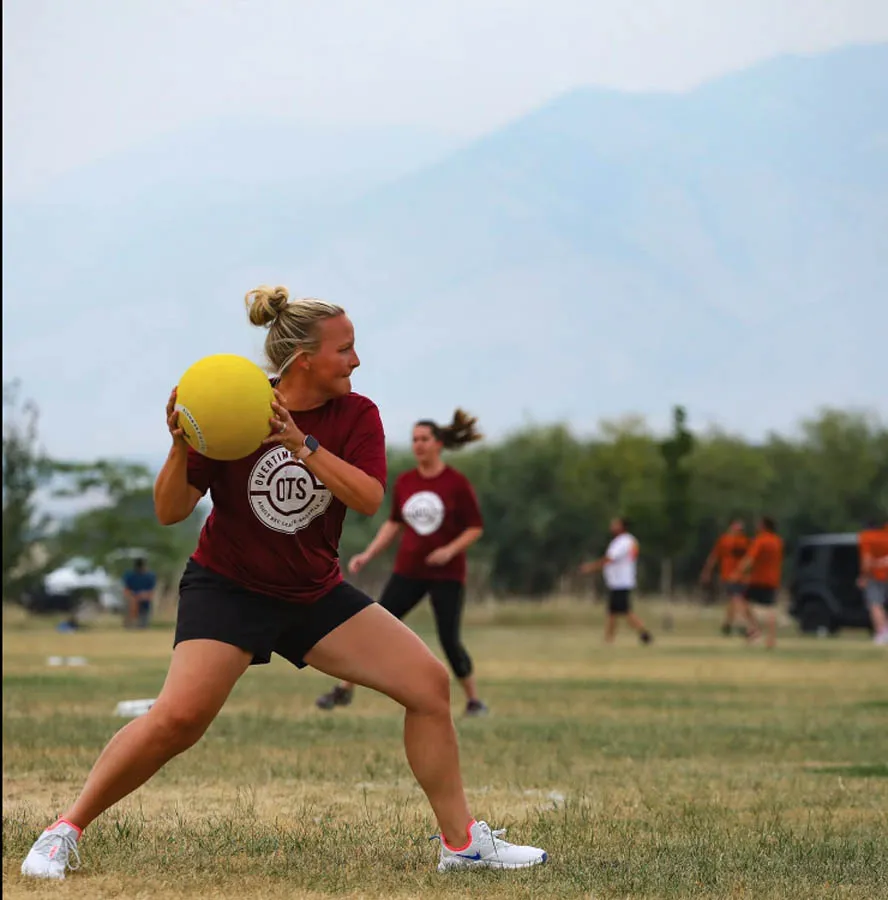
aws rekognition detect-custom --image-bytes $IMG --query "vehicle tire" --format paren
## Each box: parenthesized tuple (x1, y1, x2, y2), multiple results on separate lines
(799, 596, 836, 635)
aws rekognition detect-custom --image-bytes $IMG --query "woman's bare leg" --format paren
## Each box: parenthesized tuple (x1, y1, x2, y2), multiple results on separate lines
(459, 674, 480, 703)
(63, 640, 252, 829)
(305, 605, 472, 846)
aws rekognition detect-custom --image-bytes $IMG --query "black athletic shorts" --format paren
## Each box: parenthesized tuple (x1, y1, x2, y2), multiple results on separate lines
(174, 559, 373, 668)
(745, 585, 777, 606)
(608, 589, 632, 614)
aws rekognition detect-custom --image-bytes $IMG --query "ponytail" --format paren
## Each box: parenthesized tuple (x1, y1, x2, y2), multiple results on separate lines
(416, 409, 482, 450)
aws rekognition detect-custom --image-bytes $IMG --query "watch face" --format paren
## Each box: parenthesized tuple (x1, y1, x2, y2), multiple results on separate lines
(305, 435, 319, 452)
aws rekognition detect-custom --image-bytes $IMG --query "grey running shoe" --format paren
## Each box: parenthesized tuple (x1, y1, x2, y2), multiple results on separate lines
(315, 685, 354, 711)
(465, 699, 489, 717)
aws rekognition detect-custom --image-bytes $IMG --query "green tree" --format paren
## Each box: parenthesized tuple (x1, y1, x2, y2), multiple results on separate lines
(479, 426, 597, 595)
(2, 382, 56, 598)
(688, 430, 772, 581)
(50, 482, 204, 585)
(3, 381, 207, 603)
(298, 406, 888, 600)
(765, 410, 888, 533)
(658, 406, 695, 594)
(586, 418, 666, 590)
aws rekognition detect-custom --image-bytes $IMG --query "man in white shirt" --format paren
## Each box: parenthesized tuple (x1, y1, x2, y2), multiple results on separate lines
(579, 517, 653, 645)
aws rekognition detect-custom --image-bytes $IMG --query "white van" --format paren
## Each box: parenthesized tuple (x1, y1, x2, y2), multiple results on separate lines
(27, 557, 124, 613)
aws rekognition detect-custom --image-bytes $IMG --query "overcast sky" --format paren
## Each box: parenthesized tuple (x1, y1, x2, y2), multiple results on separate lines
(5, 0, 888, 197)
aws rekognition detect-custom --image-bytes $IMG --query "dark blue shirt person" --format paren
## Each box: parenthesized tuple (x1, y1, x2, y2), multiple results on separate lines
(122, 559, 156, 628)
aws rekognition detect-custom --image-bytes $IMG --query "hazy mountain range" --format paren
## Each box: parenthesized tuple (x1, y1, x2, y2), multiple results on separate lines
(3, 43, 886, 465)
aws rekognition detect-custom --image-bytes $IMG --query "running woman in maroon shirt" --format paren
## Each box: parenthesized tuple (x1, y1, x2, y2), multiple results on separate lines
(316, 411, 488, 717)
(20, 288, 547, 880)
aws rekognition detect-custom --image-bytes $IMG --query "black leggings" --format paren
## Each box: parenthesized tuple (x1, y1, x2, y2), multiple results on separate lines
(379, 573, 473, 679)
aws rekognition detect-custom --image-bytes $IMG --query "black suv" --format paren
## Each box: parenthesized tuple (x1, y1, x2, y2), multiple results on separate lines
(788, 533, 870, 634)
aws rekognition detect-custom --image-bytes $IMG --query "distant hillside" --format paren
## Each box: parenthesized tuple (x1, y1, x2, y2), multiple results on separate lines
(3, 44, 887, 461)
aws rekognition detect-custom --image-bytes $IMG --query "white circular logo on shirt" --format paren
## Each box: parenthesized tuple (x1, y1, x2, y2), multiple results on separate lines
(248, 446, 332, 534)
(401, 491, 445, 536)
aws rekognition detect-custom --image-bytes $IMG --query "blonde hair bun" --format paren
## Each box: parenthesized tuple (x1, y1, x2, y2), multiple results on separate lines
(245, 286, 290, 327)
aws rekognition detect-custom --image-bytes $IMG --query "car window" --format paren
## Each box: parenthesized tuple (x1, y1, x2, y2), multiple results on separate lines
(795, 545, 816, 567)
(827, 544, 860, 580)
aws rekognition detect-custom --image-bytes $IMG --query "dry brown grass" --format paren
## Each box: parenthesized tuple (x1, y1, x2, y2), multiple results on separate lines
(3, 599, 887, 899)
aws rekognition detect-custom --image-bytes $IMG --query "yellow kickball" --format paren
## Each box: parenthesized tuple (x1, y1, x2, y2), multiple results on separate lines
(175, 354, 274, 460)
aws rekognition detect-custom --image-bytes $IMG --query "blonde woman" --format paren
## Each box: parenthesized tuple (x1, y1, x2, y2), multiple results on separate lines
(21, 287, 547, 880)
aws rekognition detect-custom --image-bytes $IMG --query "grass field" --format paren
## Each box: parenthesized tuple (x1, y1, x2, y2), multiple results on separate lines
(2, 599, 886, 900)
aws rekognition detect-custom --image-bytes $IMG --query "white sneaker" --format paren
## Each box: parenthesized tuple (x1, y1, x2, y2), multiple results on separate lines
(437, 819, 548, 871)
(874, 630, 888, 646)
(21, 819, 82, 879)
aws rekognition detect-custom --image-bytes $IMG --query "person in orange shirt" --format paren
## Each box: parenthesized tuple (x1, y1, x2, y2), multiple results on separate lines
(858, 519, 888, 646)
(732, 516, 783, 648)
(699, 518, 750, 636)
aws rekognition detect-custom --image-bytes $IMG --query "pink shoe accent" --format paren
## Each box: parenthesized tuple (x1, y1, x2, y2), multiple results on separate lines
(441, 818, 476, 852)
(50, 818, 83, 839)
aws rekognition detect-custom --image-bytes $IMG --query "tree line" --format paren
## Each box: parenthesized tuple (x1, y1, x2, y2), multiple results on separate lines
(4, 380, 886, 602)
(339, 406, 888, 597)
(2, 383, 200, 601)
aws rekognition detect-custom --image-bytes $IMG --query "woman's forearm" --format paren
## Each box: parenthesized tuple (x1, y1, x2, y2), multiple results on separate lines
(364, 520, 403, 557)
(444, 526, 484, 557)
(303, 448, 384, 516)
(154, 444, 202, 525)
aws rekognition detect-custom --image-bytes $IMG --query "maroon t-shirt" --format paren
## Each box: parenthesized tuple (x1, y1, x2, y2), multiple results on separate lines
(187, 392, 386, 604)
(391, 466, 483, 583)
